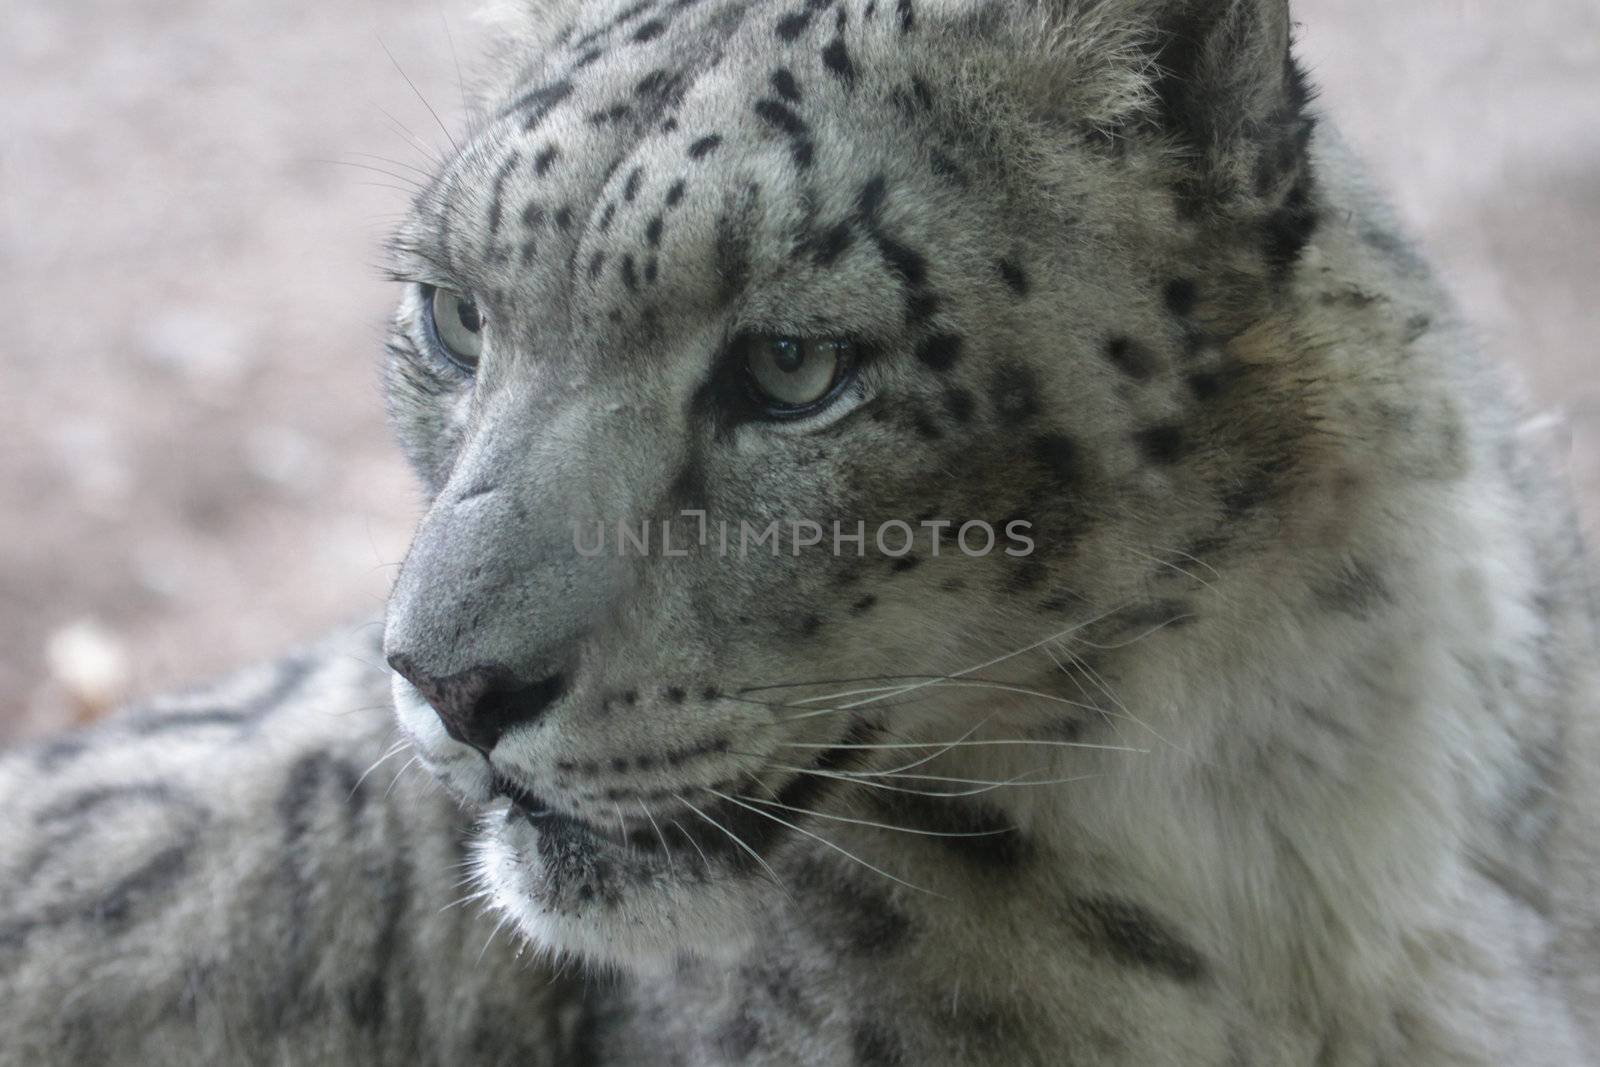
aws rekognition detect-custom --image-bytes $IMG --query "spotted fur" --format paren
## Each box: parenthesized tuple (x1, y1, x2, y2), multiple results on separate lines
(4, 0, 1600, 1063)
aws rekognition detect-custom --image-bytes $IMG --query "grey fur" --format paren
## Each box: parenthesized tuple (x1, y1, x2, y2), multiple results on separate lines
(4, 0, 1600, 1062)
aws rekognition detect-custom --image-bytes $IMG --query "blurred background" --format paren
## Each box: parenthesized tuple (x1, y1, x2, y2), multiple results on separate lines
(1, 0, 1596, 741)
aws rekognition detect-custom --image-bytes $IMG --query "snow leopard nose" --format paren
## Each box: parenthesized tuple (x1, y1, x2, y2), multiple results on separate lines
(386, 654, 568, 754)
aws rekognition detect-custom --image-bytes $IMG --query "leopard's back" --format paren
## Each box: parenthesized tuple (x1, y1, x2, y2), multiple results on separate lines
(0, 626, 584, 1065)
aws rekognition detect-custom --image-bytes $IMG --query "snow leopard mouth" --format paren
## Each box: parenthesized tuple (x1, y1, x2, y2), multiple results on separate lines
(485, 728, 870, 869)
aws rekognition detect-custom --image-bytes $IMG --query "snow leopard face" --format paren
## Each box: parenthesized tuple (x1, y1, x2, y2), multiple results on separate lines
(381, 0, 1316, 964)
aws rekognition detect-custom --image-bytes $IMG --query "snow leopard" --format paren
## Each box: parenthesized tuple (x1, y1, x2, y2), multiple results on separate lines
(3, 0, 1598, 1063)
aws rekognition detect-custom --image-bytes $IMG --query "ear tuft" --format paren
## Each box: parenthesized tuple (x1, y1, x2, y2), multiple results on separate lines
(1044, 0, 1318, 275)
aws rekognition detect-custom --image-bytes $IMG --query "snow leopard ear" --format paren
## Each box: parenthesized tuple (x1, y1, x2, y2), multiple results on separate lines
(999, 0, 1315, 223)
(1136, 0, 1313, 209)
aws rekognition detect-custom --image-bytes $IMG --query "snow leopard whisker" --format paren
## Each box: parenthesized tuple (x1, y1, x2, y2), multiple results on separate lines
(732, 715, 997, 780)
(436, 2, 467, 114)
(1070, 613, 1196, 650)
(477, 912, 514, 965)
(775, 738, 1146, 754)
(705, 789, 938, 897)
(1112, 539, 1219, 593)
(1142, 541, 1221, 583)
(671, 819, 714, 879)
(735, 673, 974, 697)
(769, 764, 1102, 798)
(734, 793, 1016, 838)
(1043, 643, 1180, 752)
(675, 794, 791, 899)
(439, 888, 492, 915)
(351, 738, 413, 798)
(639, 801, 675, 874)
(788, 605, 1141, 715)
(384, 755, 423, 800)
(318, 158, 429, 190)
(376, 35, 459, 154)
(347, 150, 434, 179)
(768, 678, 1109, 725)
(372, 104, 445, 167)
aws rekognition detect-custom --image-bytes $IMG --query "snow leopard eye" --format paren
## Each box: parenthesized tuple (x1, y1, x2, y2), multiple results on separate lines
(425, 285, 484, 371)
(742, 335, 855, 416)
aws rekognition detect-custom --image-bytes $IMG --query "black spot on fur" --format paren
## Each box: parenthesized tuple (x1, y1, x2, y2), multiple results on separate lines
(1313, 561, 1391, 618)
(553, 205, 573, 230)
(1164, 278, 1198, 317)
(868, 792, 1027, 867)
(776, 10, 810, 40)
(645, 215, 665, 247)
(915, 333, 963, 372)
(508, 80, 574, 131)
(896, 0, 914, 32)
(588, 103, 632, 125)
(851, 595, 877, 615)
(789, 860, 913, 955)
(665, 179, 687, 207)
(587, 251, 607, 281)
(485, 151, 523, 237)
(689, 134, 723, 159)
(598, 201, 617, 233)
(611, 0, 652, 25)
(127, 656, 310, 737)
(874, 235, 927, 288)
(943, 388, 975, 423)
(822, 37, 855, 86)
(771, 68, 802, 101)
(1135, 424, 1186, 465)
(1105, 336, 1158, 380)
(754, 98, 814, 168)
(1010, 556, 1048, 593)
(621, 255, 639, 291)
(1072, 896, 1206, 983)
(904, 292, 940, 324)
(908, 407, 943, 440)
(623, 166, 644, 202)
(857, 176, 888, 219)
(890, 555, 920, 573)
(1186, 366, 1236, 400)
(1033, 434, 1084, 489)
(632, 18, 666, 41)
(666, 686, 686, 703)
(30, 734, 90, 771)
(997, 258, 1029, 296)
(814, 220, 853, 265)
(713, 183, 759, 303)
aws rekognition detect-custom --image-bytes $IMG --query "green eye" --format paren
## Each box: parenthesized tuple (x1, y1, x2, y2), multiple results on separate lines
(744, 336, 854, 414)
(427, 286, 484, 370)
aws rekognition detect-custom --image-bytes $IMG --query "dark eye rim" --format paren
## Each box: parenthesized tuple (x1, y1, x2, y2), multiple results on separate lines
(738, 334, 861, 421)
(419, 283, 482, 373)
